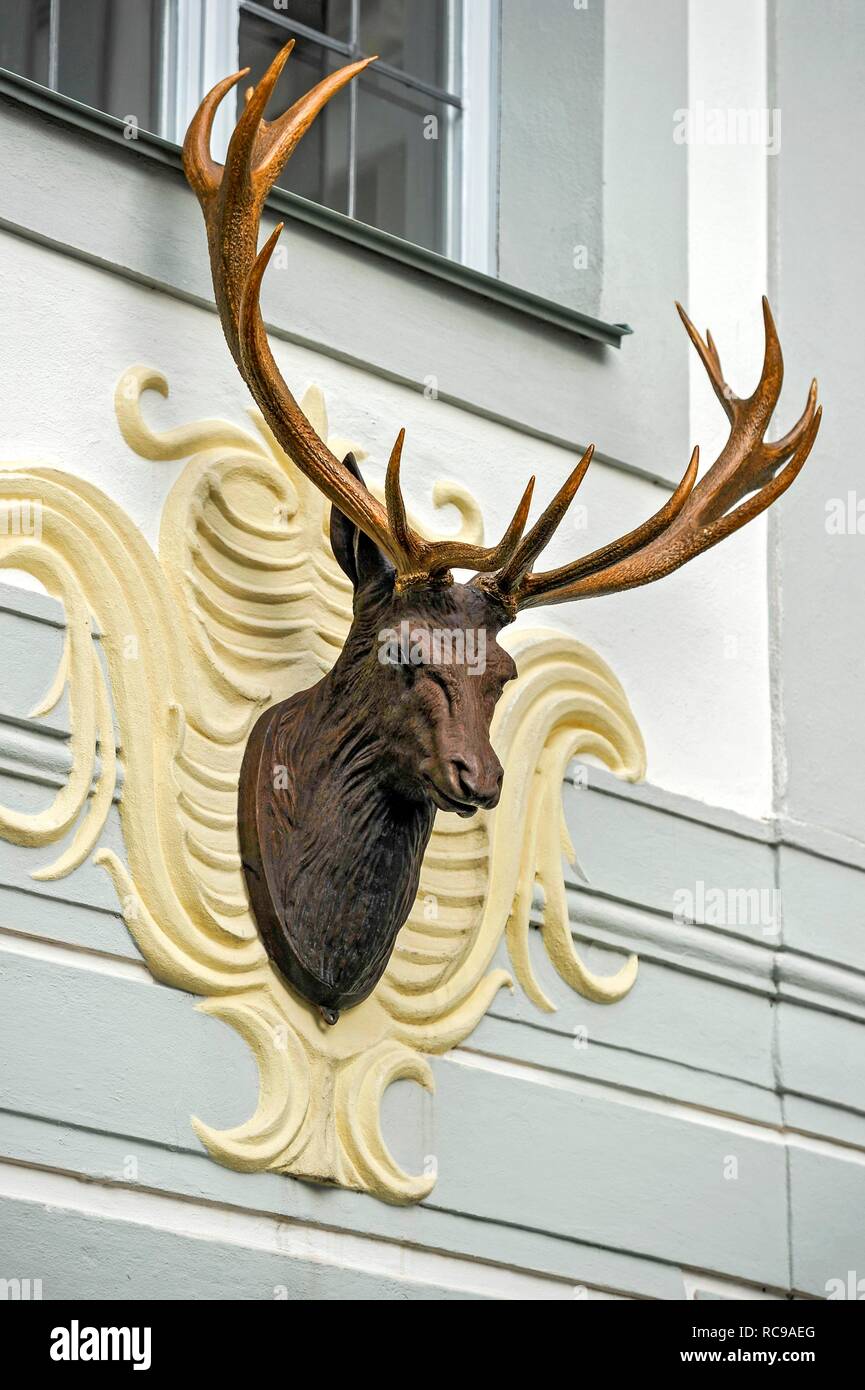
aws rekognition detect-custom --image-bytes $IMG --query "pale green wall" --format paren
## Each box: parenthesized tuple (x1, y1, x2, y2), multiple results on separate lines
(1, 587, 863, 1298)
(0, 0, 862, 1302)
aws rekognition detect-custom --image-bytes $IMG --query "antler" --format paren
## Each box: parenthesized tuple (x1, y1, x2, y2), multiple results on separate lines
(477, 297, 821, 612)
(183, 42, 534, 588)
(185, 46, 819, 605)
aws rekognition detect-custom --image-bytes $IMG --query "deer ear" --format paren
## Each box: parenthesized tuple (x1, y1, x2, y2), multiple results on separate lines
(329, 453, 394, 593)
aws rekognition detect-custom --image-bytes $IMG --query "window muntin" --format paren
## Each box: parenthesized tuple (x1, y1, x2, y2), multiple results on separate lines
(0, 0, 485, 266)
(0, 0, 50, 88)
(0, 0, 164, 135)
(359, 0, 449, 89)
(57, 0, 164, 133)
(238, 1, 461, 255)
(238, 11, 352, 217)
(354, 67, 451, 251)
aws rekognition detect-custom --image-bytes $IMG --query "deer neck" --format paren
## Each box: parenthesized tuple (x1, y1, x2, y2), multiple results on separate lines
(264, 638, 435, 1010)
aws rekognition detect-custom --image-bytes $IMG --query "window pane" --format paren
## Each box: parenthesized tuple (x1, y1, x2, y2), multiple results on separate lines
(265, 0, 352, 43)
(57, 0, 164, 132)
(355, 71, 451, 254)
(0, 0, 50, 87)
(239, 13, 350, 214)
(360, 0, 450, 89)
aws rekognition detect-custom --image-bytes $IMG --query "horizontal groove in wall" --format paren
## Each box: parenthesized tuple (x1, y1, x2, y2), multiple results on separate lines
(0, 212, 657, 489)
(0, 89, 689, 489)
(0, 585, 67, 628)
(450, 1048, 865, 1158)
(579, 762, 865, 873)
(0, 70, 631, 350)
(0, 1129, 731, 1300)
(2, 929, 863, 1154)
(0, 1159, 592, 1300)
(0, 713, 122, 797)
(561, 884, 865, 1022)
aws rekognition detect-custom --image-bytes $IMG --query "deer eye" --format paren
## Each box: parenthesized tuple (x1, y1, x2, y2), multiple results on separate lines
(424, 667, 454, 709)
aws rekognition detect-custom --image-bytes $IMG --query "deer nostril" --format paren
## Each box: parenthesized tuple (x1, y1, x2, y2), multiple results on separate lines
(455, 759, 480, 799)
(454, 758, 502, 805)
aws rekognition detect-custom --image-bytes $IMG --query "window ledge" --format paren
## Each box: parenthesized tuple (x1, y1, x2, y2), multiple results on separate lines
(0, 67, 633, 350)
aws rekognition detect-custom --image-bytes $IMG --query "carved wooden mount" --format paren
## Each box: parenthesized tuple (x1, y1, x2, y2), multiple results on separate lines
(237, 541, 524, 1024)
(0, 43, 821, 1207)
(0, 372, 647, 1202)
(181, 42, 820, 1026)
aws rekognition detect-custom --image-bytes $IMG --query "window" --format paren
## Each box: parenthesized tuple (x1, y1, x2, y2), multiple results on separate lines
(0, 0, 496, 269)
(0, 0, 165, 136)
(238, 2, 459, 257)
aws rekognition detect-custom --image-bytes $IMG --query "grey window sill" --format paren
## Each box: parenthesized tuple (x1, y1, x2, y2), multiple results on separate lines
(0, 66, 633, 351)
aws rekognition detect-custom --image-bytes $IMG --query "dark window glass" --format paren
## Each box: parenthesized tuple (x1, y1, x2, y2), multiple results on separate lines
(0, 0, 51, 86)
(242, 1, 458, 252)
(239, 11, 351, 214)
(0, 0, 459, 257)
(360, 0, 449, 88)
(0, 0, 163, 133)
(261, 0, 352, 43)
(57, 0, 164, 131)
(355, 70, 449, 253)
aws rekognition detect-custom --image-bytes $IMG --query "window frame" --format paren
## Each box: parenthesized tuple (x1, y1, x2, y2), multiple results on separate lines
(164, 0, 497, 272)
(2, 0, 169, 138)
(0, 0, 631, 347)
(460, 0, 497, 273)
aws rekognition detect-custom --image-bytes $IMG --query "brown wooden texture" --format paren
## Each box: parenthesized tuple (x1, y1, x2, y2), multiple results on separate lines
(238, 490, 515, 1020)
(184, 42, 822, 1021)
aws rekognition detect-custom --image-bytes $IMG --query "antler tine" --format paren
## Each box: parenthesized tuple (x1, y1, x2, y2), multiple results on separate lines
(479, 299, 820, 612)
(676, 301, 734, 421)
(755, 295, 784, 409)
(182, 68, 249, 198)
(420, 474, 537, 581)
(759, 375, 818, 470)
(183, 42, 374, 366)
(487, 446, 594, 599)
(482, 474, 536, 567)
(222, 41, 292, 178)
(384, 429, 420, 568)
(257, 56, 373, 186)
(385, 430, 538, 583)
(676, 296, 783, 433)
(508, 446, 699, 599)
(186, 44, 545, 590)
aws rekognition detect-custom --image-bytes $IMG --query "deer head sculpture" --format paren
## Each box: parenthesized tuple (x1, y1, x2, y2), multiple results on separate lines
(183, 44, 821, 1025)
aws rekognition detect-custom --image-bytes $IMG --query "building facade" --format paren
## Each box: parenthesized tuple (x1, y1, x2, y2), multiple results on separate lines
(0, 0, 862, 1299)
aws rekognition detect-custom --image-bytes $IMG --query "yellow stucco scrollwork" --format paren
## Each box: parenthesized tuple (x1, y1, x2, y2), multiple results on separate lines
(0, 368, 646, 1204)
